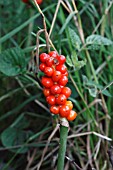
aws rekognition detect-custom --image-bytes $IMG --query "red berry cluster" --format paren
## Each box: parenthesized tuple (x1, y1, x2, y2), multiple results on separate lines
(39, 51, 77, 121)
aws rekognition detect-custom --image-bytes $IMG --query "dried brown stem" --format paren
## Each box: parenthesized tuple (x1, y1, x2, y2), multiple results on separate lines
(26, 149, 37, 170)
(33, 0, 50, 52)
(36, 29, 44, 70)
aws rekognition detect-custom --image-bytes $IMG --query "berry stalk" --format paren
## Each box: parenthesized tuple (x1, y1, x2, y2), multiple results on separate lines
(57, 124, 68, 170)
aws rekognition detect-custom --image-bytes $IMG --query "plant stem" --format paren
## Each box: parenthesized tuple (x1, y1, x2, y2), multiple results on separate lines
(57, 124, 68, 170)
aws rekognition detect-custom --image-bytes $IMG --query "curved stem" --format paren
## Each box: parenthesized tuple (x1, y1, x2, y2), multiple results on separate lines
(57, 124, 68, 170)
(33, 0, 50, 52)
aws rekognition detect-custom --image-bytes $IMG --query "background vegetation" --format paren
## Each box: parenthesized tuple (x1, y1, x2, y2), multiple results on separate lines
(0, 0, 113, 169)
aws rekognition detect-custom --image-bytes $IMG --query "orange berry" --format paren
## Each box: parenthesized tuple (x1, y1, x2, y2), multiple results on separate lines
(65, 101, 73, 110)
(67, 110, 77, 121)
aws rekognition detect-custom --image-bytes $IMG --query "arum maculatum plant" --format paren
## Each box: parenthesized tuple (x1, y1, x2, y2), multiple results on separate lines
(29, 1, 78, 170)
(39, 51, 78, 170)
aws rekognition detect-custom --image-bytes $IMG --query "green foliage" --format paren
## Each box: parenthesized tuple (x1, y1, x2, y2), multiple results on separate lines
(86, 34, 113, 50)
(1, 114, 32, 153)
(1, 127, 33, 153)
(66, 52, 86, 69)
(0, 48, 27, 76)
(82, 75, 97, 97)
(83, 75, 113, 97)
(86, 34, 113, 46)
(68, 27, 82, 50)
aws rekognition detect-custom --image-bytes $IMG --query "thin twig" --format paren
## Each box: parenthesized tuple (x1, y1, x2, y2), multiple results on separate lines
(83, 139, 101, 170)
(16, 77, 50, 113)
(92, 1, 113, 34)
(49, 0, 62, 37)
(68, 131, 112, 141)
(98, 80, 113, 95)
(87, 124, 93, 167)
(94, 56, 112, 76)
(79, 99, 102, 114)
(94, 139, 101, 160)
(26, 149, 37, 170)
(43, 146, 59, 162)
(65, 156, 82, 170)
(61, 1, 71, 13)
(30, 124, 60, 170)
(33, 0, 57, 51)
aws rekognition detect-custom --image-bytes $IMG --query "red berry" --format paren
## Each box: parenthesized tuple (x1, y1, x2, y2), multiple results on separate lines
(44, 67, 54, 77)
(22, 0, 29, 3)
(59, 105, 70, 118)
(41, 77, 53, 88)
(56, 94, 67, 105)
(50, 85, 61, 95)
(61, 87, 71, 98)
(22, 0, 42, 5)
(46, 95, 56, 105)
(63, 71, 68, 77)
(49, 51, 58, 58)
(56, 64, 67, 74)
(36, 0, 43, 5)
(43, 88, 51, 97)
(60, 85, 64, 89)
(48, 51, 59, 65)
(39, 63, 46, 72)
(52, 71, 62, 82)
(67, 110, 77, 121)
(50, 105, 59, 114)
(40, 53, 49, 63)
(46, 57, 54, 67)
(65, 101, 73, 110)
(57, 55, 66, 64)
(58, 75, 68, 86)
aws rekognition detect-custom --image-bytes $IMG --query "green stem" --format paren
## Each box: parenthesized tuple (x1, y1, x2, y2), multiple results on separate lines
(26, 9, 35, 47)
(57, 125, 68, 170)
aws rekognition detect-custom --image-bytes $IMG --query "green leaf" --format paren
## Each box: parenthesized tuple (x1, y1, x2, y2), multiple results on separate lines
(0, 95, 39, 121)
(86, 44, 101, 50)
(88, 87, 97, 97)
(68, 27, 81, 50)
(82, 75, 88, 84)
(0, 47, 27, 76)
(73, 57, 86, 69)
(66, 55, 73, 67)
(1, 127, 33, 153)
(66, 52, 86, 70)
(86, 34, 113, 46)
(101, 90, 112, 97)
(82, 75, 113, 97)
(10, 114, 30, 129)
(71, 52, 86, 69)
(82, 75, 97, 97)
